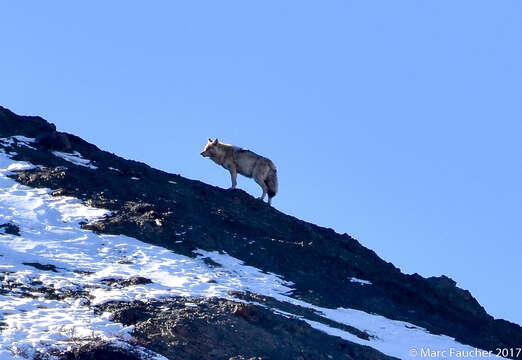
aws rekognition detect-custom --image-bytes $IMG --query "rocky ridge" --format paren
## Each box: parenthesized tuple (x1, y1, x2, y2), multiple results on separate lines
(1, 105, 521, 359)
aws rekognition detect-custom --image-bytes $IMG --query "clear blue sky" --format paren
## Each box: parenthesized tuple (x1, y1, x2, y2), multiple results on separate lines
(1, 1, 521, 325)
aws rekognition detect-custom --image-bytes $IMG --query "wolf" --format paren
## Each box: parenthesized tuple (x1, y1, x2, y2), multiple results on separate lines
(200, 138, 278, 205)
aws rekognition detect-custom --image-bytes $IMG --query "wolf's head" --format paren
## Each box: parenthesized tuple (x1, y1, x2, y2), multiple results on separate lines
(200, 138, 219, 158)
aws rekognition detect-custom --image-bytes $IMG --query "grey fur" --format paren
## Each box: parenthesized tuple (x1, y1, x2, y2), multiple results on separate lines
(201, 139, 278, 205)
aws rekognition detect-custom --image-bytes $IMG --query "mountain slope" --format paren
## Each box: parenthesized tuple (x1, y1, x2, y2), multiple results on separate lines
(1, 105, 521, 359)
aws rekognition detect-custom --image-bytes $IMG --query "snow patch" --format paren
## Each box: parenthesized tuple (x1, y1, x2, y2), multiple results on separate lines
(0, 136, 36, 150)
(52, 151, 98, 169)
(349, 277, 372, 285)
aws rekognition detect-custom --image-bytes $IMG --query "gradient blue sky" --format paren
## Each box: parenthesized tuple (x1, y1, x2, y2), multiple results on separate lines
(1, 1, 521, 325)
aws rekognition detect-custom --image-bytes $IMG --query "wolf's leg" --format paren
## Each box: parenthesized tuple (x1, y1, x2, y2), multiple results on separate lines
(229, 169, 237, 189)
(252, 164, 269, 201)
(254, 177, 267, 201)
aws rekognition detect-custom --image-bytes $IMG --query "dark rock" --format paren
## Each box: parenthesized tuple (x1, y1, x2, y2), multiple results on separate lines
(22, 262, 59, 272)
(0, 223, 20, 236)
(201, 256, 222, 268)
(38, 286, 91, 302)
(34, 341, 150, 360)
(73, 270, 95, 275)
(52, 188, 79, 197)
(0, 106, 56, 138)
(36, 131, 72, 151)
(101, 276, 153, 288)
(0, 272, 91, 302)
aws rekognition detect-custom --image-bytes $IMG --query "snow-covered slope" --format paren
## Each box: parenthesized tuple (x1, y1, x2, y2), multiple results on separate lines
(0, 137, 509, 359)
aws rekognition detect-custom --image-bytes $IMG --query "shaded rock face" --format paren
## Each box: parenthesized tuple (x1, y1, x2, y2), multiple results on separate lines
(1, 105, 522, 356)
(36, 131, 72, 151)
(0, 106, 56, 138)
(98, 297, 396, 360)
(34, 341, 150, 360)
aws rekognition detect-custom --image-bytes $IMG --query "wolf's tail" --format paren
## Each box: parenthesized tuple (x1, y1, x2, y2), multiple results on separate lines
(266, 164, 278, 198)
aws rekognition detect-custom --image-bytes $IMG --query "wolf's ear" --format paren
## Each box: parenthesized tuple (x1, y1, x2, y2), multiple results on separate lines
(208, 138, 212, 143)
(213, 138, 219, 144)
